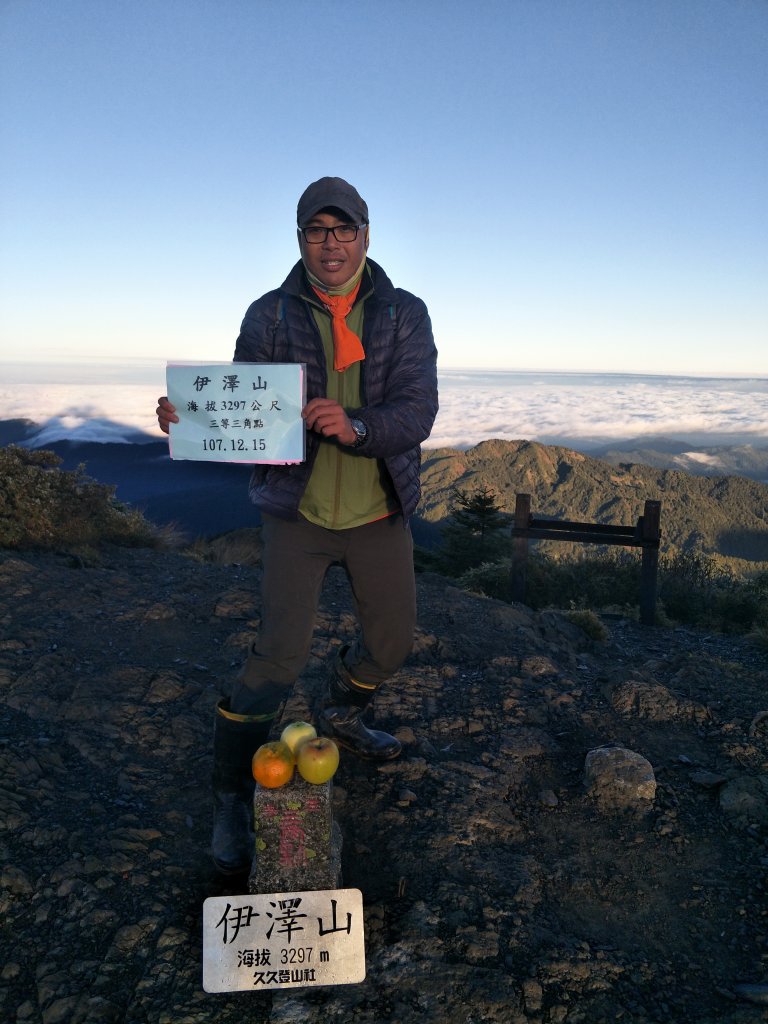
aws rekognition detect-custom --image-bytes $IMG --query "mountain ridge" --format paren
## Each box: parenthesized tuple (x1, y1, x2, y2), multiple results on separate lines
(2, 421, 768, 569)
(419, 438, 768, 570)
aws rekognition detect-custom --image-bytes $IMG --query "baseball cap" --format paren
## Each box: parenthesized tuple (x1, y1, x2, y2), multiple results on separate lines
(297, 177, 369, 226)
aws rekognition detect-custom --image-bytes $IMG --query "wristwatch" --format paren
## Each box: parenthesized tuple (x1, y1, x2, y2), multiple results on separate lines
(349, 417, 368, 448)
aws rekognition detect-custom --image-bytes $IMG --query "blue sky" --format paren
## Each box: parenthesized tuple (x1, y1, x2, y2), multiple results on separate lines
(1, 0, 766, 374)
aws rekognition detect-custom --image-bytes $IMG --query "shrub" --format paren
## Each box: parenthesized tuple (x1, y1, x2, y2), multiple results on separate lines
(457, 558, 515, 601)
(452, 545, 766, 637)
(0, 445, 157, 552)
(457, 550, 641, 612)
(657, 551, 766, 633)
(564, 609, 609, 642)
(746, 625, 768, 650)
(188, 528, 263, 566)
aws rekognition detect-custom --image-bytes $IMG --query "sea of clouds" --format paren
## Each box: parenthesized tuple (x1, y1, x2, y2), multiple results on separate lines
(434, 370, 768, 450)
(2, 362, 767, 451)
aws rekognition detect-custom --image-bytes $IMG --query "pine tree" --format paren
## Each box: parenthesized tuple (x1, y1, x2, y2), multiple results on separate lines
(437, 486, 508, 576)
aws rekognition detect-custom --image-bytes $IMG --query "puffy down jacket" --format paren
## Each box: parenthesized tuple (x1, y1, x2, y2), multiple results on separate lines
(233, 258, 438, 523)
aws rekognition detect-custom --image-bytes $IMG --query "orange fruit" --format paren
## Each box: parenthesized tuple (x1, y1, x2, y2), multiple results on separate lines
(251, 740, 295, 789)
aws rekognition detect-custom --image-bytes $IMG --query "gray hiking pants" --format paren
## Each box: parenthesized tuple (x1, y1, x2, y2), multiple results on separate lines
(230, 512, 416, 716)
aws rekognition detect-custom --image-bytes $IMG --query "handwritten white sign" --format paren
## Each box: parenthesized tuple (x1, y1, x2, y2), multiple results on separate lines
(202, 888, 366, 992)
(166, 362, 305, 464)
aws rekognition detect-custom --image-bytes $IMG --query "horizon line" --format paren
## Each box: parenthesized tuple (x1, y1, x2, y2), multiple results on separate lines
(1, 357, 766, 382)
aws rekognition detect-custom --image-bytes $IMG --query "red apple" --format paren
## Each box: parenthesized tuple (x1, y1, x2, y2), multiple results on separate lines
(280, 720, 317, 758)
(296, 736, 340, 784)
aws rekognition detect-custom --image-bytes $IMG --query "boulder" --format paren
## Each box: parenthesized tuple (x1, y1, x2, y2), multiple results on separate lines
(584, 745, 657, 812)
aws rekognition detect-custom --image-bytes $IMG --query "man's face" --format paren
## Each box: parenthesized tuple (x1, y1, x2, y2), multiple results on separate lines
(298, 210, 368, 289)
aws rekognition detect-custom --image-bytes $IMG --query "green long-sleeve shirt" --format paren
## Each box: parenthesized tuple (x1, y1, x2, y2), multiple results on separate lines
(299, 287, 398, 530)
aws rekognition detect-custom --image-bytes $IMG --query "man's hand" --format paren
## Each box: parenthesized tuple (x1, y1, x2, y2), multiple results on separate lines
(156, 396, 179, 435)
(302, 398, 356, 446)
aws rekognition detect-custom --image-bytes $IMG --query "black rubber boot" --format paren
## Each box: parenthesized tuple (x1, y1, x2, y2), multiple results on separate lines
(317, 649, 401, 762)
(211, 699, 273, 875)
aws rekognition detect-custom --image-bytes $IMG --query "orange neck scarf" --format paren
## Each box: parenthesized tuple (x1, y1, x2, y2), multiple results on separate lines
(311, 278, 365, 372)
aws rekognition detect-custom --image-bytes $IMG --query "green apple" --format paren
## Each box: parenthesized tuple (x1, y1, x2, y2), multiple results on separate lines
(296, 736, 340, 784)
(280, 720, 317, 757)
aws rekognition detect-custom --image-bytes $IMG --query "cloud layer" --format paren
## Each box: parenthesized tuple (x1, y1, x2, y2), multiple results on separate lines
(430, 372, 768, 449)
(2, 365, 767, 450)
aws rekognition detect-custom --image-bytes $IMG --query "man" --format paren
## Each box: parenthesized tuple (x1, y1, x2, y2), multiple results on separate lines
(157, 176, 438, 874)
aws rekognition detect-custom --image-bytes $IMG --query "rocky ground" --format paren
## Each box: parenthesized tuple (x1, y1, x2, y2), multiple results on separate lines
(2, 534, 768, 1024)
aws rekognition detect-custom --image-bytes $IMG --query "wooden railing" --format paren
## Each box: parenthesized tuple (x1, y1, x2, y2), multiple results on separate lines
(510, 494, 662, 625)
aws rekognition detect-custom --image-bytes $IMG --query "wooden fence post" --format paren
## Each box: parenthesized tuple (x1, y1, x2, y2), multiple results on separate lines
(509, 493, 661, 625)
(510, 493, 531, 603)
(639, 499, 662, 626)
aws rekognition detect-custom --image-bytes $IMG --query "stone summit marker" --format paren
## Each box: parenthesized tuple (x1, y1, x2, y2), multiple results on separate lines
(203, 888, 365, 992)
(204, 727, 357, 992)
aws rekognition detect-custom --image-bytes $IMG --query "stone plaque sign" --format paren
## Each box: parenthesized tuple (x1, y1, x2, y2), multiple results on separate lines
(166, 361, 305, 464)
(202, 888, 365, 992)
